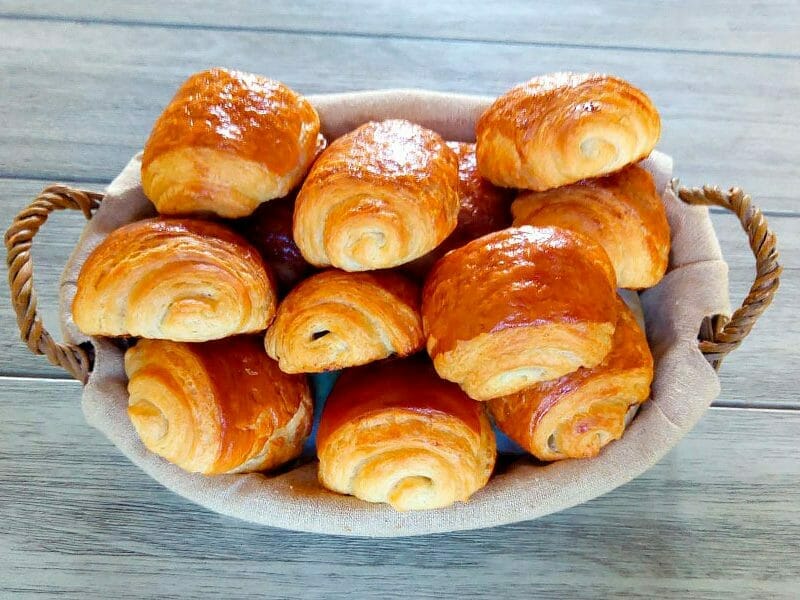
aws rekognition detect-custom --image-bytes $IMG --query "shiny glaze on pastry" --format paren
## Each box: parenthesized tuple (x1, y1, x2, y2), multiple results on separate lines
(126, 336, 312, 474)
(316, 358, 495, 511)
(489, 298, 653, 460)
(142, 68, 321, 218)
(476, 72, 661, 190)
(404, 141, 513, 279)
(513, 164, 670, 289)
(293, 119, 460, 271)
(73, 218, 275, 341)
(422, 226, 618, 400)
(265, 270, 424, 373)
(237, 194, 314, 294)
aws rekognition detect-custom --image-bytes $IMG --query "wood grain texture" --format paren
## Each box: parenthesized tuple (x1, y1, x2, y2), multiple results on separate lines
(1, 378, 798, 599)
(0, 20, 799, 211)
(3, 176, 796, 408)
(1, 0, 798, 56)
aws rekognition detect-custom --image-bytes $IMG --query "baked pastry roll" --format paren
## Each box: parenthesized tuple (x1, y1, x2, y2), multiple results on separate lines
(265, 270, 424, 373)
(73, 218, 275, 341)
(512, 164, 670, 289)
(238, 194, 314, 294)
(316, 358, 495, 511)
(489, 298, 653, 461)
(476, 72, 661, 191)
(126, 336, 312, 474)
(422, 226, 618, 400)
(293, 119, 460, 271)
(142, 68, 321, 218)
(404, 141, 513, 279)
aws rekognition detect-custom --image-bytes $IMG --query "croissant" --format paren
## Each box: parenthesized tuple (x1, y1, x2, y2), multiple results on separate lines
(489, 298, 653, 461)
(73, 218, 276, 341)
(404, 141, 513, 279)
(316, 358, 496, 511)
(142, 68, 321, 218)
(512, 164, 670, 289)
(126, 336, 312, 474)
(237, 194, 314, 294)
(422, 226, 619, 400)
(265, 270, 424, 373)
(476, 72, 661, 191)
(293, 119, 460, 271)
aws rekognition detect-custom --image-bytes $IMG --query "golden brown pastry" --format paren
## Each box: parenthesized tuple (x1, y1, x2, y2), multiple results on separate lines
(73, 218, 275, 341)
(237, 194, 314, 294)
(489, 298, 653, 461)
(126, 336, 312, 474)
(142, 68, 321, 218)
(422, 226, 618, 401)
(316, 358, 496, 511)
(265, 270, 424, 373)
(512, 164, 670, 289)
(293, 119, 460, 271)
(404, 141, 513, 279)
(476, 73, 661, 191)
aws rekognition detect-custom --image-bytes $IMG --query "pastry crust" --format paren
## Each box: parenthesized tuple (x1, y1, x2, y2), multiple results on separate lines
(404, 142, 513, 279)
(316, 358, 496, 511)
(142, 68, 321, 218)
(513, 164, 670, 289)
(73, 218, 276, 341)
(422, 226, 619, 400)
(476, 72, 661, 190)
(265, 270, 424, 373)
(489, 298, 653, 461)
(125, 336, 313, 474)
(293, 119, 460, 271)
(238, 194, 314, 294)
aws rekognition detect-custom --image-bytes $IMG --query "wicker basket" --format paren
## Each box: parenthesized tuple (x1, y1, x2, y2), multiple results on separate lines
(3, 90, 782, 536)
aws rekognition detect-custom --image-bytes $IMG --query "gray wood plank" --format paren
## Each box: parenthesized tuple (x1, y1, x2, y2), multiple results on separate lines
(1, 176, 797, 408)
(1, 20, 799, 211)
(1, 378, 798, 599)
(1, 0, 798, 56)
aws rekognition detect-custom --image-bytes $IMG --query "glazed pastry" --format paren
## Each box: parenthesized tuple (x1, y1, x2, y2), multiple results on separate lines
(512, 164, 670, 289)
(73, 218, 275, 341)
(293, 119, 460, 271)
(265, 270, 424, 373)
(316, 358, 496, 511)
(404, 141, 513, 279)
(489, 298, 653, 461)
(125, 336, 312, 474)
(422, 226, 618, 400)
(476, 72, 661, 191)
(238, 194, 314, 294)
(142, 68, 321, 218)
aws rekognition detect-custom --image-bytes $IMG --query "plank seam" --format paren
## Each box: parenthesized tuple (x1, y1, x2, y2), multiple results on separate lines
(0, 13, 797, 61)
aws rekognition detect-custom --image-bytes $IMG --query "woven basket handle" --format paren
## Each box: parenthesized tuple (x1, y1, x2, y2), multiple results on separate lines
(5, 185, 103, 383)
(3, 183, 782, 381)
(677, 184, 782, 370)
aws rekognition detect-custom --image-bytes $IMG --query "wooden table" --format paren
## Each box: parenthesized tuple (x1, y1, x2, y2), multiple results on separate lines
(1, 3, 798, 598)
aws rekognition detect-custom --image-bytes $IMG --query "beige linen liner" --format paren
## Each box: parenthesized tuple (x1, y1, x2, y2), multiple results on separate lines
(57, 90, 730, 537)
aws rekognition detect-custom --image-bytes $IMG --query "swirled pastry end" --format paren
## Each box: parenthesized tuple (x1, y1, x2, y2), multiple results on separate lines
(265, 269, 424, 373)
(293, 119, 460, 271)
(125, 336, 312, 474)
(422, 226, 618, 400)
(513, 164, 670, 289)
(476, 72, 661, 191)
(489, 298, 653, 460)
(317, 359, 495, 511)
(142, 68, 321, 218)
(73, 218, 276, 341)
